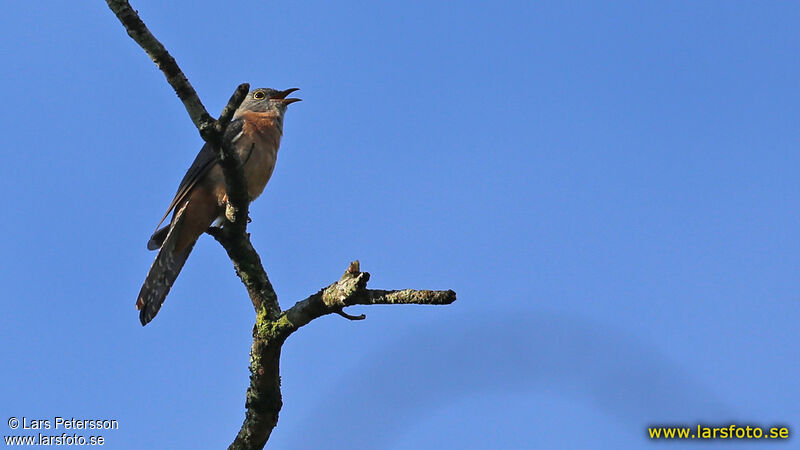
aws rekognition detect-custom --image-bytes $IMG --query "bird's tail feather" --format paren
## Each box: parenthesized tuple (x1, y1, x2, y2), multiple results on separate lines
(137, 204, 195, 326)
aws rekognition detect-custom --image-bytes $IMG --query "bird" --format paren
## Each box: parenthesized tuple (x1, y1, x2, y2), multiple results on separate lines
(136, 87, 301, 326)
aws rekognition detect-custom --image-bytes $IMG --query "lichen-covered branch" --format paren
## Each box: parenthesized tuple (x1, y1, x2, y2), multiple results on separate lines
(228, 327, 284, 450)
(107, 2, 456, 449)
(283, 261, 456, 333)
(227, 261, 456, 449)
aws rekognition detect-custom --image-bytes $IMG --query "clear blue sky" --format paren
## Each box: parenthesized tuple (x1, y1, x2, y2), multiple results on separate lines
(1, 1, 798, 448)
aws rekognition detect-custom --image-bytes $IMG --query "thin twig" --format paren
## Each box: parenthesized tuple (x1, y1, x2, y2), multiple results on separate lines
(335, 310, 367, 321)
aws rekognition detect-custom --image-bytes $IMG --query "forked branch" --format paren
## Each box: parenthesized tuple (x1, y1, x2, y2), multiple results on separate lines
(106, 2, 456, 448)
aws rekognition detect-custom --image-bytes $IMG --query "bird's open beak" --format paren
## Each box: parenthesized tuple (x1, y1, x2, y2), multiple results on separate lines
(275, 88, 301, 105)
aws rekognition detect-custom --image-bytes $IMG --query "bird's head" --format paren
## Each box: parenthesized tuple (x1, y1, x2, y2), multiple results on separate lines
(235, 87, 301, 116)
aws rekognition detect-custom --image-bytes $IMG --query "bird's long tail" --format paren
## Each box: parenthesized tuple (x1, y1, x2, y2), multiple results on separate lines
(136, 203, 196, 326)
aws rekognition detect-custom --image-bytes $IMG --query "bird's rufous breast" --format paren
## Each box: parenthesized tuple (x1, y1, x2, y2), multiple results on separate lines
(238, 111, 283, 200)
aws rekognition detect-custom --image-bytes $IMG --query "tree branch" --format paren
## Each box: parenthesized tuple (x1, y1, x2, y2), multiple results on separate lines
(207, 227, 281, 318)
(107, 2, 456, 449)
(227, 261, 456, 449)
(105, 0, 214, 135)
(283, 261, 456, 334)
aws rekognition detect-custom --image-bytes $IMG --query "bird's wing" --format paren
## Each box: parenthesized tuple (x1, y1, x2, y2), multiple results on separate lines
(152, 119, 245, 231)
(152, 142, 216, 231)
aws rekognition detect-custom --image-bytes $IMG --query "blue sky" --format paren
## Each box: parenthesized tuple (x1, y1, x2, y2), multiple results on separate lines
(1, 1, 798, 448)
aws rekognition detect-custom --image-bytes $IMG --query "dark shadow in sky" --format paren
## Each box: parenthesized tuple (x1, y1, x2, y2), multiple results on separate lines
(288, 311, 736, 449)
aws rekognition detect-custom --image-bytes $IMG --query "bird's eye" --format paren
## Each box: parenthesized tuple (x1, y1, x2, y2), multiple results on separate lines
(253, 91, 266, 100)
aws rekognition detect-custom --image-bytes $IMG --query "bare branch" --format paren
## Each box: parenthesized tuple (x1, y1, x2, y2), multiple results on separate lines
(218, 84, 251, 131)
(105, 0, 214, 135)
(208, 227, 280, 318)
(282, 261, 456, 335)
